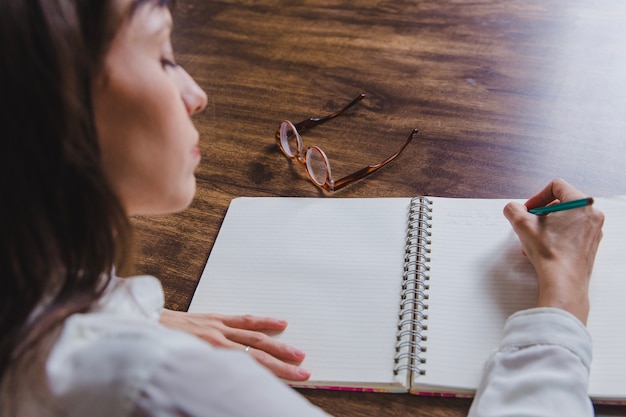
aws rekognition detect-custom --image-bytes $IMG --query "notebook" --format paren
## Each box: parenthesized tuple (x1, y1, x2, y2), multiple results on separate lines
(188, 196, 626, 401)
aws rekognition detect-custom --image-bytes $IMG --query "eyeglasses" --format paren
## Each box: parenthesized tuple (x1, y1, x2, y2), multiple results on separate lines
(275, 93, 419, 192)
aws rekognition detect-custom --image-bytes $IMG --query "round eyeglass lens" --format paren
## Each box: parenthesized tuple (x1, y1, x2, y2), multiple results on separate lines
(279, 121, 300, 158)
(305, 147, 330, 186)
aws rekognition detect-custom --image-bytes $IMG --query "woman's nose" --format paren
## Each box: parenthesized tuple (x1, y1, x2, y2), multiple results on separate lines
(176, 66, 208, 115)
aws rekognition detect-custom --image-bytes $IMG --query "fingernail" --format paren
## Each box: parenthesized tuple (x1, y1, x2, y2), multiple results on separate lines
(292, 347, 306, 358)
(297, 368, 311, 379)
(275, 319, 288, 326)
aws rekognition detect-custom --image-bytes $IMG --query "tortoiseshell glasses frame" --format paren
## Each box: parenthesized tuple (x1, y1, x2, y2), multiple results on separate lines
(275, 93, 419, 192)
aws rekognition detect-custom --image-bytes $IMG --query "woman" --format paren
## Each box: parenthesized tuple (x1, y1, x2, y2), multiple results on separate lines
(1, 0, 324, 415)
(0, 0, 604, 416)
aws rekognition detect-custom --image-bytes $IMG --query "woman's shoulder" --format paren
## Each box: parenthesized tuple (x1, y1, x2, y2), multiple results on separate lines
(43, 275, 329, 417)
(43, 274, 205, 416)
(46, 307, 328, 417)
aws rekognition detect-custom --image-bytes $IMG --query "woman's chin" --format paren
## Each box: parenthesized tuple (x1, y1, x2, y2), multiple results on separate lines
(164, 190, 196, 214)
(127, 185, 196, 216)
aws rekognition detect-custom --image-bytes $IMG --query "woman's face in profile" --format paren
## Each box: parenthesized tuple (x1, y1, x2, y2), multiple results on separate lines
(93, 0, 208, 216)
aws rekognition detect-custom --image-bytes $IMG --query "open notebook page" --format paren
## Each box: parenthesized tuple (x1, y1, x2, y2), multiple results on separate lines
(413, 196, 626, 400)
(189, 197, 413, 390)
(584, 197, 626, 400)
(413, 197, 532, 393)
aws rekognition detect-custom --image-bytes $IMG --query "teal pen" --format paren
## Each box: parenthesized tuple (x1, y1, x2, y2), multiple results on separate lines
(528, 197, 594, 216)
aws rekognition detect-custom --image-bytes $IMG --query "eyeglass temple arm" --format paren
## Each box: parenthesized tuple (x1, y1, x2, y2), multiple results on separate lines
(293, 93, 366, 133)
(332, 128, 419, 191)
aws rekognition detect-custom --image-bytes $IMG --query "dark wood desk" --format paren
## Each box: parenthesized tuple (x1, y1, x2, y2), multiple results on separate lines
(133, 1, 626, 415)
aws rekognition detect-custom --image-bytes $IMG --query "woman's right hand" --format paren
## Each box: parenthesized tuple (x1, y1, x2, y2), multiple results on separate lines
(503, 178, 605, 325)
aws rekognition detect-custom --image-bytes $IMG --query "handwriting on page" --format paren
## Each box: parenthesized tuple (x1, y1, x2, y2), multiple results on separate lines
(440, 210, 501, 228)
(420, 198, 537, 389)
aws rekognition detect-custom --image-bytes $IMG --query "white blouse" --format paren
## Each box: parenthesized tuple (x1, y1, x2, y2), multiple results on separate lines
(468, 308, 593, 417)
(45, 275, 330, 417)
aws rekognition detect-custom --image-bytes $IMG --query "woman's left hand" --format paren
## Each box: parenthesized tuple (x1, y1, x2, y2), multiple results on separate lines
(159, 309, 311, 381)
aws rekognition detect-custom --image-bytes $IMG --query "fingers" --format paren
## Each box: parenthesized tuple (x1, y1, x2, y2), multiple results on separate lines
(178, 312, 306, 363)
(214, 313, 288, 332)
(196, 330, 311, 381)
(524, 178, 586, 210)
(246, 347, 311, 381)
(503, 201, 532, 234)
(220, 326, 306, 364)
(210, 327, 310, 381)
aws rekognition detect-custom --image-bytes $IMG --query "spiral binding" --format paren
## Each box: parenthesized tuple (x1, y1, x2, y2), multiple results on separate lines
(394, 196, 432, 378)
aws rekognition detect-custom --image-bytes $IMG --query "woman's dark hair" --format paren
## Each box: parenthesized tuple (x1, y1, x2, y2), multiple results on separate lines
(0, 0, 136, 402)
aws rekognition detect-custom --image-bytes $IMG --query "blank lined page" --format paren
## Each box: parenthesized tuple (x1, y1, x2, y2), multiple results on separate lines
(189, 197, 411, 388)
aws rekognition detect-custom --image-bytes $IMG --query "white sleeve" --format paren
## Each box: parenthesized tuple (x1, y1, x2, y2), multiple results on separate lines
(468, 307, 593, 417)
(132, 332, 331, 417)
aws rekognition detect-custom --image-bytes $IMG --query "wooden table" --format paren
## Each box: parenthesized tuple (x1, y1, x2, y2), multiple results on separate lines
(133, 1, 626, 415)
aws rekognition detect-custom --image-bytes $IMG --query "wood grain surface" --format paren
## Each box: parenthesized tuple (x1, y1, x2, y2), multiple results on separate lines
(132, 1, 626, 415)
